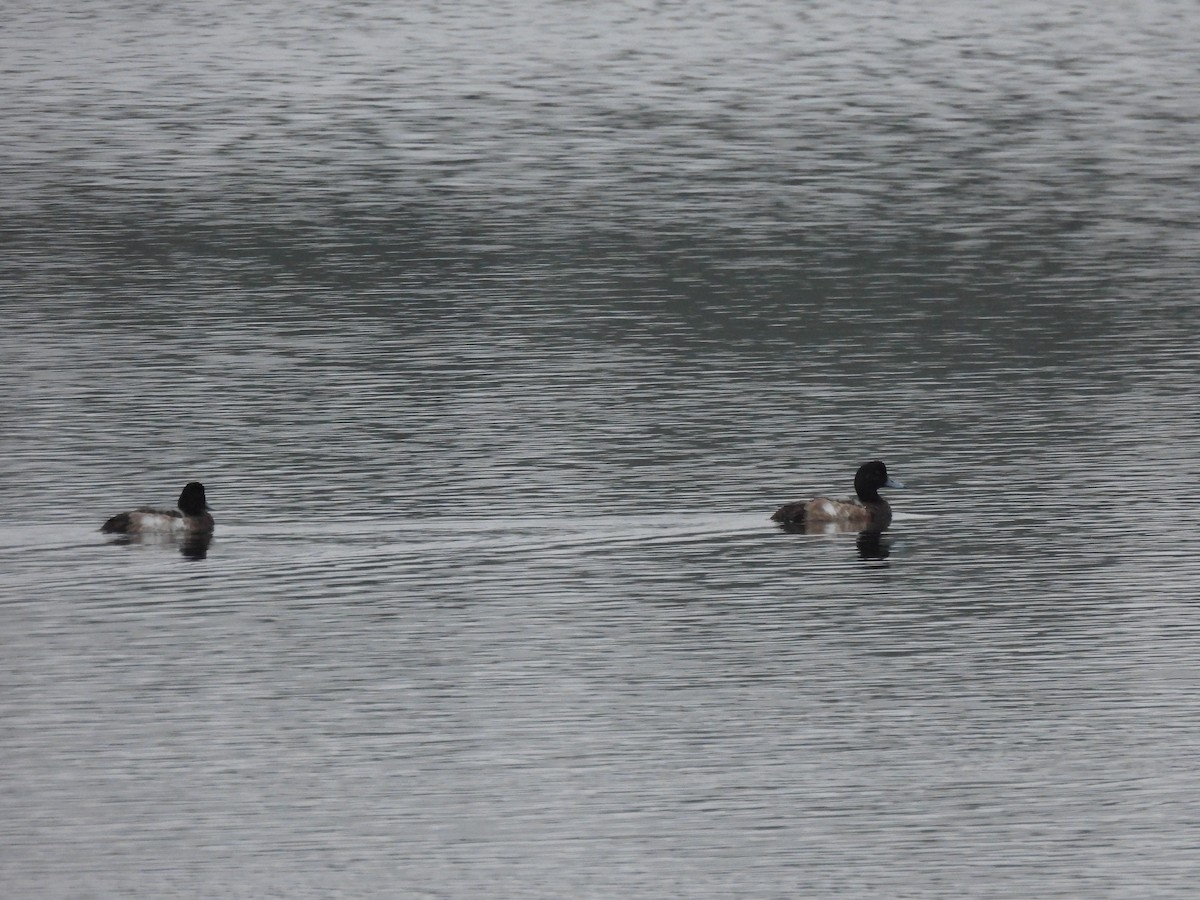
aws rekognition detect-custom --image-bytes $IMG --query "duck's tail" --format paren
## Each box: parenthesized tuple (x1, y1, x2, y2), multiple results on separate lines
(100, 512, 132, 533)
(770, 501, 806, 524)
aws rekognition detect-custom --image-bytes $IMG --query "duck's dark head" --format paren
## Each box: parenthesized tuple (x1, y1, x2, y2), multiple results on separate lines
(854, 460, 903, 502)
(178, 481, 210, 515)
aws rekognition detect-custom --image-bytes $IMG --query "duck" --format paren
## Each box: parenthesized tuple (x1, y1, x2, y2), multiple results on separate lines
(101, 482, 214, 535)
(771, 460, 903, 531)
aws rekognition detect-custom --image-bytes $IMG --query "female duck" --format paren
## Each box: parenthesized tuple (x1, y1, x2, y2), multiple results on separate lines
(101, 482, 214, 535)
(771, 461, 903, 531)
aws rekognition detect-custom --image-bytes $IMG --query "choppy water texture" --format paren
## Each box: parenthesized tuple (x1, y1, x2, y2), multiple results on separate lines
(3, 1, 1200, 896)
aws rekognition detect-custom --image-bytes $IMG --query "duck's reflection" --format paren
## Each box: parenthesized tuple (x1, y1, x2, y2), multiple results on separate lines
(855, 529, 891, 561)
(104, 532, 212, 560)
(775, 521, 892, 562)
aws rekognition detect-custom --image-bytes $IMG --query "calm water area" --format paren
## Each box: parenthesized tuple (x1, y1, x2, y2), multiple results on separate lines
(3, 1, 1200, 896)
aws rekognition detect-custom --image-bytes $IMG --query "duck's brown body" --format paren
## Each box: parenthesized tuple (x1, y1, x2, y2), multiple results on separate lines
(771, 461, 902, 533)
(101, 482, 213, 535)
(771, 496, 892, 530)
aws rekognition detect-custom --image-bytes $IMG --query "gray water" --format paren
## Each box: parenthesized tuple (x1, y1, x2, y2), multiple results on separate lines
(3, 1, 1200, 896)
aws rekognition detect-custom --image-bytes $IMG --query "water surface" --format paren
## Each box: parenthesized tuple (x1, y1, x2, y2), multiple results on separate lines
(3, 1, 1200, 896)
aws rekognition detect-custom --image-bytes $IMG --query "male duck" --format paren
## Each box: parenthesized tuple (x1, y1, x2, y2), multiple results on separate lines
(101, 481, 214, 535)
(771, 461, 903, 531)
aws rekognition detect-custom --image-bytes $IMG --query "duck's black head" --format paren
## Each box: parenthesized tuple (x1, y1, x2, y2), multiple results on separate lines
(854, 461, 903, 502)
(178, 481, 210, 515)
